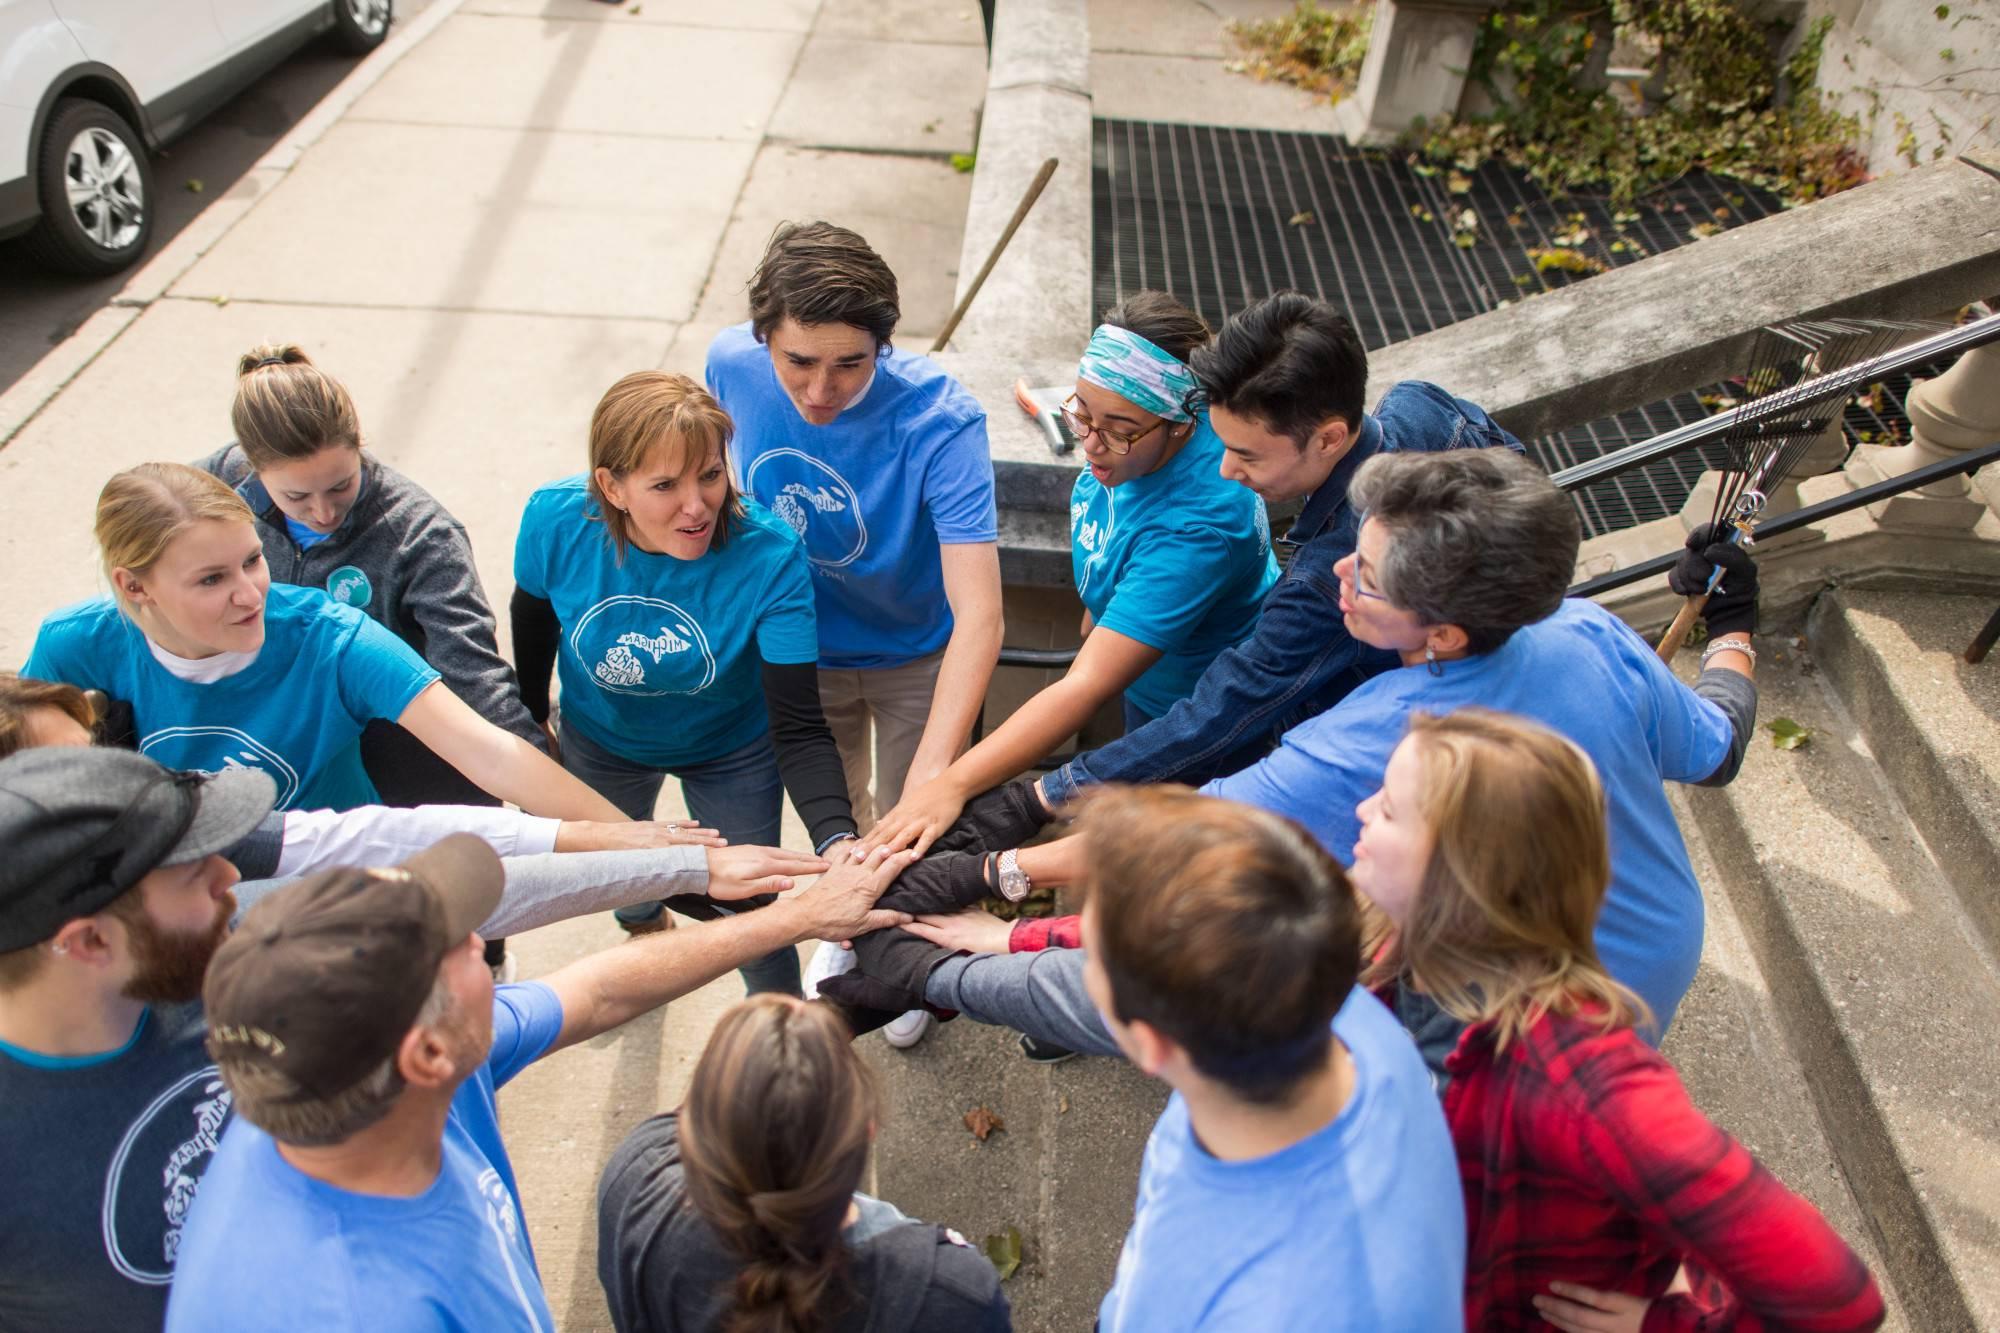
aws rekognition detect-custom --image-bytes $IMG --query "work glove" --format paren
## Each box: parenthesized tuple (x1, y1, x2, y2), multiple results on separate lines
(930, 779, 1054, 856)
(1669, 522, 1758, 639)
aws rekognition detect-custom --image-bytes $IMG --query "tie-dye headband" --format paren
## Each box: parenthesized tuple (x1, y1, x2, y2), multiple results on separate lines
(1077, 324, 1203, 423)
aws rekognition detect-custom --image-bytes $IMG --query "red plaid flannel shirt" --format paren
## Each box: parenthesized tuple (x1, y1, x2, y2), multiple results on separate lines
(1008, 914, 1081, 953)
(1445, 1006, 1884, 1332)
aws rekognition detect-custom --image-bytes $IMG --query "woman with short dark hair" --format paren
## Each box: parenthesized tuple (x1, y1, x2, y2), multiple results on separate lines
(595, 994, 1011, 1333)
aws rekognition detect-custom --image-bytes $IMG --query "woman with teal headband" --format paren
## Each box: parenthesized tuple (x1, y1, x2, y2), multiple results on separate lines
(861, 291, 1279, 856)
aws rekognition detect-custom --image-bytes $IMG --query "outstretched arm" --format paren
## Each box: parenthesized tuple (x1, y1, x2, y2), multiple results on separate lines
(539, 843, 916, 1052)
(902, 540, 1004, 791)
(861, 626, 1160, 856)
(396, 681, 626, 822)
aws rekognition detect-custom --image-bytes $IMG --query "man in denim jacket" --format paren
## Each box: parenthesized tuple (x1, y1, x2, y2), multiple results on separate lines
(1036, 292, 1523, 809)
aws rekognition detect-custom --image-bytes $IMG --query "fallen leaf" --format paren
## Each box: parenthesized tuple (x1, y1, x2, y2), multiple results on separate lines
(964, 1106, 1005, 1141)
(950, 152, 977, 174)
(983, 1227, 1024, 1281)
(1768, 718, 1811, 750)
(1058, 1094, 1070, 1114)
(1288, 210, 1315, 226)
(922, 119, 938, 134)
(1689, 221, 1723, 239)
(186, 178, 204, 194)
(627, 3, 642, 12)
(1446, 170, 1472, 194)
(213, 294, 230, 307)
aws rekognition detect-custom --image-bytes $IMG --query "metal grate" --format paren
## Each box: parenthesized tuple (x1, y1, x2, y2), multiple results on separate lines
(1091, 119, 1915, 538)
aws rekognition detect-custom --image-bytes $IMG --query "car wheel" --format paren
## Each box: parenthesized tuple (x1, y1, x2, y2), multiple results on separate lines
(19, 99, 154, 277)
(331, 0, 393, 54)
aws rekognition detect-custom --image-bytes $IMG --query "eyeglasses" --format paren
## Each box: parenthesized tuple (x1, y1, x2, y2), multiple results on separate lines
(1060, 394, 1166, 456)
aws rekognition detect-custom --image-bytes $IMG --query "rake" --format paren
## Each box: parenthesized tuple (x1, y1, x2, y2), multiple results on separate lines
(1656, 317, 1941, 661)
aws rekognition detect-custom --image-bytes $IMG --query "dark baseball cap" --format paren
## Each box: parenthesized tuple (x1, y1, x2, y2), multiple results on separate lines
(0, 747, 276, 953)
(203, 833, 504, 1104)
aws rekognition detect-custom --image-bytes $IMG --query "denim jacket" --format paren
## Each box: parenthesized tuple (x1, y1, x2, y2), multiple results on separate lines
(1043, 382, 1522, 802)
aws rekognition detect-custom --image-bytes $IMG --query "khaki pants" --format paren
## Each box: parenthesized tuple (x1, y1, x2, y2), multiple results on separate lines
(817, 650, 947, 831)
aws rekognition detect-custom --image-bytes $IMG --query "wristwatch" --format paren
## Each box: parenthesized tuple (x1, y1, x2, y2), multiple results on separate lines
(992, 848, 1032, 904)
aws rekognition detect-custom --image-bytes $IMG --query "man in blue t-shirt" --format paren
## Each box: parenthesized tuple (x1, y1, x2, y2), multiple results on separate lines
(1070, 786, 1464, 1332)
(164, 833, 917, 1330)
(705, 222, 1003, 844)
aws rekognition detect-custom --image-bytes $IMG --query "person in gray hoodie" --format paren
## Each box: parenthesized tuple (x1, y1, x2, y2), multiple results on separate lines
(199, 343, 564, 975)
(597, 992, 1010, 1333)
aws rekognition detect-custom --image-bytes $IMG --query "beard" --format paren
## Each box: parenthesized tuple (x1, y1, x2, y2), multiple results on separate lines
(121, 892, 237, 1005)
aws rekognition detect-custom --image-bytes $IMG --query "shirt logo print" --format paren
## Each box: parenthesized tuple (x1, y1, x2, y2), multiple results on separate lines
(743, 449, 869, 569)
(570, 596, 718, 697)
(102, 1067, 234, 1285)
(139, 726, 303, 809)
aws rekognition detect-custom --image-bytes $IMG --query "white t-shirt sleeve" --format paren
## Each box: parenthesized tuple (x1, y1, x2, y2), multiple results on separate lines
(275, 805, 563, 877)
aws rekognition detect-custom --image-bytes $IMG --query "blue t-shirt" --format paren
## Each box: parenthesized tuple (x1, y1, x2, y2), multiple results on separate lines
(1099, 987, 1464, 1332)
(1206, 599, 1733, 1034)
(706, 323, 998, 670)
(164, 982, 566, 1333)
(22, 583, 438, 811)
(513, 477, 821, 768)
(1071, 418, 1278, 719)
(284, 515, 335, 549)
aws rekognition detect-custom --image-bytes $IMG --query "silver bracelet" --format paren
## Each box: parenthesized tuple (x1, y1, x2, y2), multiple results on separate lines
(1701, 637, 1756, 668)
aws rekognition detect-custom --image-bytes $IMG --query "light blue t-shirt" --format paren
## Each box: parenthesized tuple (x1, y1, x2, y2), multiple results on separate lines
(706, 323, 998, 670)
(164, 983, 564, 1333)
(1072, 417, 1278, 719)
(23, 583, 438, 811)
(513, 477, 820, 768)
(1206, 598, 1733, 1034)
(1099, 987, 1465, 1332)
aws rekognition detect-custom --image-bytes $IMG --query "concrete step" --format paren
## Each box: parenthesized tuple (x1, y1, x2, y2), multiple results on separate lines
(861, 1018, 1166, 1333)
(1810, 589, 2000, 962)
(1679, 642, 2000, 1330)
(1665, 785, 1910, 1332)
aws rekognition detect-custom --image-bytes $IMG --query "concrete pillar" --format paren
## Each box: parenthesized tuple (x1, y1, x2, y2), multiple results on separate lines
(1843, 342, 2000, 530)
(1334, 0, 1497, 148)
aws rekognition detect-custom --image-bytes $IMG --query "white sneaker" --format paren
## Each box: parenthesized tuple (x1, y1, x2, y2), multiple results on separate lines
(803, 941, 858, 1001)
(883, 1010, 934, 1049)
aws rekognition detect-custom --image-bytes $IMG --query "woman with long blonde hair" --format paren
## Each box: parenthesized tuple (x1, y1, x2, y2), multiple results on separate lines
(23, 462, 623, 821)
(1351, 708, 1884, 1333)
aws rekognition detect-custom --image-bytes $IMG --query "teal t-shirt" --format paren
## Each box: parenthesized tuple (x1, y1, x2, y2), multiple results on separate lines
(1070, 418, 1278, 719)
(512, 477, 820, 768)
(22, 584, 438, 811)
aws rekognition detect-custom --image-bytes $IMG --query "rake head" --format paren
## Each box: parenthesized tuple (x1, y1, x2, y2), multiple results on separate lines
(1704, 318, 1943, 536)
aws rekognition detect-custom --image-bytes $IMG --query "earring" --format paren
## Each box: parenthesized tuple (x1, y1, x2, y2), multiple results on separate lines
(48, 942, 68, 956)
(1425, 644, 1444, 678)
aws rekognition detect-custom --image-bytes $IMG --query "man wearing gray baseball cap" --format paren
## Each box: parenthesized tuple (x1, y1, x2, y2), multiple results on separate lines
(164, 834, 915, 1330)
(0, 746, 276, 1331)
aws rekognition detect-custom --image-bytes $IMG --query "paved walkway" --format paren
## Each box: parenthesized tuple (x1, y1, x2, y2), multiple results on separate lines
(0, 3, 1339, 1328)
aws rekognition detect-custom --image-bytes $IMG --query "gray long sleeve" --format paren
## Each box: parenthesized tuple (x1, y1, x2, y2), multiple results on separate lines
(235, 845, 710, 936)
(1692, 667, 1759, 787)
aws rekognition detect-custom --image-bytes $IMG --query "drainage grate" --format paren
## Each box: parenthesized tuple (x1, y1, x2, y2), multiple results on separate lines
(1092, 119, 1912, 538)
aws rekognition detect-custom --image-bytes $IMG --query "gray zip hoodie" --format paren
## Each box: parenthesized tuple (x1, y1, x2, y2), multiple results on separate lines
(198, 444, 543, 747)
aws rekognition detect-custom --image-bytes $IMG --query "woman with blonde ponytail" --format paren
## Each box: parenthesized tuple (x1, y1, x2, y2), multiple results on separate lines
(1351, 709, 1884, 1333)
(596, 994, 1010, 1333)
(198, 344, 547, 806)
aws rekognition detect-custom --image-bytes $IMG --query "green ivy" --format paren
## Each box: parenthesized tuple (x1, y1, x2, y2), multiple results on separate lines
(1418, 0, 1867, 205)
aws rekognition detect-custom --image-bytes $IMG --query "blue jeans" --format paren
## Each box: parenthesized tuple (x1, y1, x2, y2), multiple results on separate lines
(924, 947, 1122, 1058)
(560, 723, 801, 996)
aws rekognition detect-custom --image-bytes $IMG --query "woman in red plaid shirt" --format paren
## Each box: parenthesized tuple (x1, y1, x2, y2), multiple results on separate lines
(1353, 708, 1885, 1333)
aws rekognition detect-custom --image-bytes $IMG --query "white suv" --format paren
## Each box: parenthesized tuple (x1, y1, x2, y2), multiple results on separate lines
(0, 0, 391, 274)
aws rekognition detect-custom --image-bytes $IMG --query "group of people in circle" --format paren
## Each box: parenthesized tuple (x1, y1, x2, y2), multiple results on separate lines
(0, 218, 1887, 1331)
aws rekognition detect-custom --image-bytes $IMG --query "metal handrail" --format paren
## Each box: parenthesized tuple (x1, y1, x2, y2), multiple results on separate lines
(994, 312, 2000, 675)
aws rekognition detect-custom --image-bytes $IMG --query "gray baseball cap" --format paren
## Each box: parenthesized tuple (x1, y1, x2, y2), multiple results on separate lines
(0, 747, 277, 952)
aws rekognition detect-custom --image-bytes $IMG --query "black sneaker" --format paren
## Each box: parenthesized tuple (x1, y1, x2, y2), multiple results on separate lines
(1019, 1033, 1078, 1065)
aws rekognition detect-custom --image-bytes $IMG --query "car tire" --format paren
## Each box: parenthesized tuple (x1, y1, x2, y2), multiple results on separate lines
(19, 99, 154, 277)
(331, 0, 394, 54)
